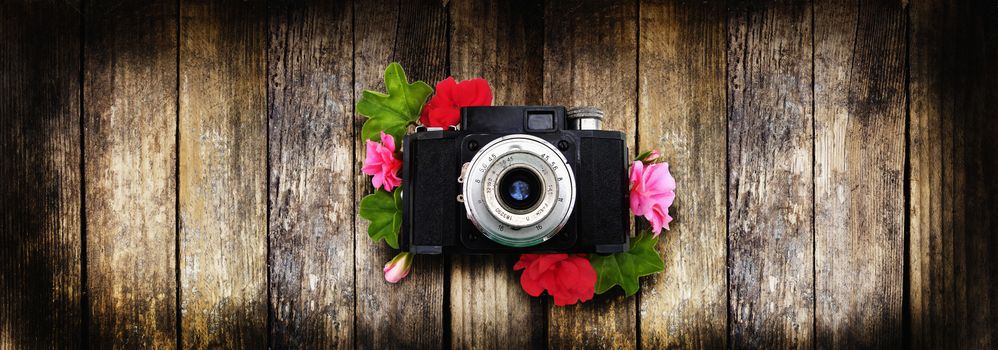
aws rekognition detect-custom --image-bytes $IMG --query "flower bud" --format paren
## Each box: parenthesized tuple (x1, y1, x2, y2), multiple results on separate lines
(383, 252, 413, 283)
(646, 150, 661, 162)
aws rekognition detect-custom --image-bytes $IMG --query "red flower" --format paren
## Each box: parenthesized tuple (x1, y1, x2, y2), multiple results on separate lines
(419, 77, 492, 127)
(513, 254, 597, 306)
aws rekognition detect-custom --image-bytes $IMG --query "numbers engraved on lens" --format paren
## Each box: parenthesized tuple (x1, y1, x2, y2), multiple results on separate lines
(497, 154, 517, 169)
(530, 202, 552, 221)
(493, 205, 512, 221)
(484, 176, 495, 194)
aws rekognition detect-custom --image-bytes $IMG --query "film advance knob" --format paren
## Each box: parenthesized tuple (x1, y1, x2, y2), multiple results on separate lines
(567, 106, 605, 130)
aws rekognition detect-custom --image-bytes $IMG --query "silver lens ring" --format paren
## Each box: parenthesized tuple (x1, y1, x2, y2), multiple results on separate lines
(462, 134, 576, 247)
(483, 154, 556, 227)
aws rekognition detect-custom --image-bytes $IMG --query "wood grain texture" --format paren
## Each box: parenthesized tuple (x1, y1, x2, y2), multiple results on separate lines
(0, 1, 82, 348)
(179, 0, 267, 347)
(637, 1, 727, 348)
(812, 0, 906, 348)
(727, 1, 814, 348)
(353, 0, 448, 348)
(448, 0, 546, 349)
(909, 0, 998, 348)
(543, 0, 638, 348)
(267, 0, 354, 348)
(83, 0, 178, 347)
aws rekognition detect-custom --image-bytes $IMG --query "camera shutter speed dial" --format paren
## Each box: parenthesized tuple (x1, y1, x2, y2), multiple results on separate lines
(461, 134, 577, 247)
(567, 106, 604, 130)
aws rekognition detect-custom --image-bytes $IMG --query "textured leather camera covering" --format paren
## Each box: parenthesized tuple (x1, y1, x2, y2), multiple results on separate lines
(402, 133, 459, 253)
(576, 135, 630, 252)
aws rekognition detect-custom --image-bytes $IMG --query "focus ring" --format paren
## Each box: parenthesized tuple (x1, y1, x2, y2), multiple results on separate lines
(461, 134, 576, 247)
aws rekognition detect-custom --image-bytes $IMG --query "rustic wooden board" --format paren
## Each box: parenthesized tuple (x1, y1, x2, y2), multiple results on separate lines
(83, 0, 178, 347)
(543, 0, 638, 348)
(5, 1, 998, 347)
(812, 0, 906, 348)
(636, 0, 727, 348)
(726, 1, 814, 348)
(0, 0, 82, 348)
(178, 0, 268, 347)
(447, 0, 546, 349)
(909, 0, 998, 348)
(267, 0, 354, 348)
(353, 0, 448, 348)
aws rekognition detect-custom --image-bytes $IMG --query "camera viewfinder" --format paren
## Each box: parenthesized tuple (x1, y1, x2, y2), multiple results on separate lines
(526, 111, 555, 131)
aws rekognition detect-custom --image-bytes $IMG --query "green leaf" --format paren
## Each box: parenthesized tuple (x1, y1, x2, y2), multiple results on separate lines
(359, 188, 403, 249)
(356, 62, 433, 142)
(634, 150, 654, 162)
(589, 232, 665, 296)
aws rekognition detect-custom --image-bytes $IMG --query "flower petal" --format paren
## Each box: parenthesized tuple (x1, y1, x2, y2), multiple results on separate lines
(429, 107, 461, 127)
(567, 257, 597, 288)
(380, 131, 396, 152)
(514, 254, 541, 270)
(452, 78, 493, 106)
(520, 273, 544, 296)
(434, 77, 458, 103)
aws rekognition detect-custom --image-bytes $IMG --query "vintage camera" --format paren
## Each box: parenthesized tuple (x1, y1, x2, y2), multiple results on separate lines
(400, 106, 630, 254)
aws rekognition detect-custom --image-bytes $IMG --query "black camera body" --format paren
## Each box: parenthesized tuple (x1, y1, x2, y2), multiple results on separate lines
(400, 106, 630, 254)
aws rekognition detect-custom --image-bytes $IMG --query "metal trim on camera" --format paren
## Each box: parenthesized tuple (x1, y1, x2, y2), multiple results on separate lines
(460, 134, 576, 247)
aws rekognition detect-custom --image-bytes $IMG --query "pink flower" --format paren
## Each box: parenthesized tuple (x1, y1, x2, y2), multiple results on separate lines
(629, 160, 675, 235)
(362, 131, 402, 191)
(383, 252, 413, 283)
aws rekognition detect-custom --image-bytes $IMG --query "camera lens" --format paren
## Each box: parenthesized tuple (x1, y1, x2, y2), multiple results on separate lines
(460, 134, 576, 247)
(498, 167, 542, 212)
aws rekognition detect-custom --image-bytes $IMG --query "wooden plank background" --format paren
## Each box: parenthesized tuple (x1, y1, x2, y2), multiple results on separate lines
(1, 0, 996, 348)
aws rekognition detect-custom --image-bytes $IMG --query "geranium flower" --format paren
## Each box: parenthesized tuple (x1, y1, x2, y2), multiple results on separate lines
(362, 131, 402, 191)
(629, 160, 675, 235)
(419, 77, 492, 127)
(384, 252, 412, 283)
(514, 253, 596, 306)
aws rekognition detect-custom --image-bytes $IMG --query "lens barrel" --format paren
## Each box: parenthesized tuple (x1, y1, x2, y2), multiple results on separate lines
(459, 134, 576, 247)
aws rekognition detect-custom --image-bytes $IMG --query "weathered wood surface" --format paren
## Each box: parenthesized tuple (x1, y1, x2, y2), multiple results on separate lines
(448, 1, 546, 349)
(0, 0, 82, 348)
(1, 0, 997, 348)
(268, 0, 354, 348)
(909, 0, 998, 348)
(353, 0, 448, 349)
(84, 0, 178, 347)
(637, 0, 728, 348)
(727, 1, 815, 348)
(543, 0, 638, 348)
(813, 0, 906, 348)
(178, 0, 268, 347)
